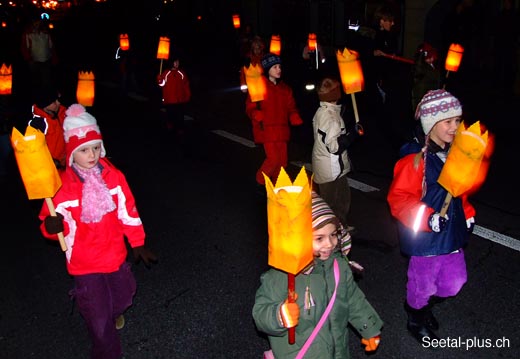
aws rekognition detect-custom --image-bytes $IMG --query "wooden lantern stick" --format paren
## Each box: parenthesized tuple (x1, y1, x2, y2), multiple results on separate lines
(287, 273, 296, 344)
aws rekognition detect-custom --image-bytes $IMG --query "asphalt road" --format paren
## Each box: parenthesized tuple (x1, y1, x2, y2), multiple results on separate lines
(1, 55, 519, 359)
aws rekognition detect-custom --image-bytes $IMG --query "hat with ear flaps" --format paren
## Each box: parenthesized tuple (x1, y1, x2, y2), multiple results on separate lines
(63, 104, 106, 166)
(415, 89, 462, 135)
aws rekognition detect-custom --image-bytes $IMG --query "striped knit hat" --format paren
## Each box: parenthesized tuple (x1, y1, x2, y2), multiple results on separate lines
(415, 89, 462, 135)
(312, 191, 351, 256)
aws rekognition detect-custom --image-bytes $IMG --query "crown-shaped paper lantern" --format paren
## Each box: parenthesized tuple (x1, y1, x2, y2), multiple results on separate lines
(264, 167, 313, 275)
(269, 34, 281, 56)
(0, 63, 12, 95)
(76, 71, 95, 107)
(244, 63, 266, 102)
(438, 121, 493, 200)
(336, 47, 364, 94)
(119, 33, 129, 51)
(445, 43, 464, 72)
(11, 126, 62, 200)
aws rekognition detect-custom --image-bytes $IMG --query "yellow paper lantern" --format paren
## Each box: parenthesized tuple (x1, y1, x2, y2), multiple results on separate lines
(336, 48, 365, 94)
(244, 63, 266, 102)
(264, 167, 313, 275)
(119, 33, 130, 51)
(11, 126, 62, 200)
(0, 63, 13, 95)
(308, 33, 317, 51)
(445, 43, 464, 72)
(438, 121, 492, 198)
(232, 14, 241, 29)
(269, 35, 281, 56)
(157, 37, 170, 60)
(76, 71, 95, 107)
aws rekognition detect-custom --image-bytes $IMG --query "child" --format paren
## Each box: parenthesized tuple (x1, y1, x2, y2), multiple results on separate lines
(28, 87, 67, 169)
(39, 104, 157, 359)
(240, 36, 266, 93)
(253, 192, 383, 358)
(245, 53, 303, 188)
(410, 42, 442, 114)
(387, 89, 475, 343)
(157, 56, 191, 135)
(311, 77, 356, 230)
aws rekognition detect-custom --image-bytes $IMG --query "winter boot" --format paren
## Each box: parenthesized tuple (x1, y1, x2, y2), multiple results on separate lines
(404, 302, 439, 343)
(423, 298, 441, 331)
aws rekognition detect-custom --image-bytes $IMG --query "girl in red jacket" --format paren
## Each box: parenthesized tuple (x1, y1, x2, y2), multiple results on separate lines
(39, 104, 156, 359)
(245, 53, 303, 187)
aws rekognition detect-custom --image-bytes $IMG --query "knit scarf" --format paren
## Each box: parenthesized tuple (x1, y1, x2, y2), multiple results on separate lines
(73, 163, 116, 223)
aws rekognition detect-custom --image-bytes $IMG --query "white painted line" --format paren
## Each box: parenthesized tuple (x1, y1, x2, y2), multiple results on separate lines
(473, 225, 520, 251)
(212, 130, 256, 148)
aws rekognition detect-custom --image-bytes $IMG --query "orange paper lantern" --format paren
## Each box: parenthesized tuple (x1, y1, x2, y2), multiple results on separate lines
(308, 33, 317, 51)
(157, 37, 170, 60)
(232, 14, 241, 29)
(264, 167, 313, 275)
(76, 71, 95, 107)
(445, 43, 464, 72)
(119, 33, 130, 51)
(269, 35, 281, 56)
(336, 48, 365, 94)
(244, 63, 266, 102)
(0, 63, 12, 95)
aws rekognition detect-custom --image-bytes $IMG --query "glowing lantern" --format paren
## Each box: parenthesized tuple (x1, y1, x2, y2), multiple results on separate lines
(269, 35, 281, 56)
(11, 126, 66, 251)
(232, 14, 240, 29)
(264, 166, 313, 344)
(308, 33, 317, 51)
(445, 43, 464, 72)
(119, 33, 130, 51)
(0, 63, 12, 95)
(437, 121, 493, 215)
(157, 37, 170, 60)
(244, 63, 266, 102)
(76, 71, 95, 107)
(336, 48, 365, 129)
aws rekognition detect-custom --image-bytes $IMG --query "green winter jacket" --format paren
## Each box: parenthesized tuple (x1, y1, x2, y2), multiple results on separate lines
(252, 253, 383, 359)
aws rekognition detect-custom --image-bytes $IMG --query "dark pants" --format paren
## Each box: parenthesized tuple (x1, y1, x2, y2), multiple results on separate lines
(164, 103, 185, 132)
(70, 262, 136, 359)
(316, 174, 351, 227)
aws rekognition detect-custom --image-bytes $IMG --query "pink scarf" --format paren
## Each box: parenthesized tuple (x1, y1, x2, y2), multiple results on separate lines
(73, 164, 116, 223)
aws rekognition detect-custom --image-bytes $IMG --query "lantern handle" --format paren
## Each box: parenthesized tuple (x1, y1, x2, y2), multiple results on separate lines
(439, 193, 452, 217)
(287, 273, 296, 344)
(45, 197, 67, 252)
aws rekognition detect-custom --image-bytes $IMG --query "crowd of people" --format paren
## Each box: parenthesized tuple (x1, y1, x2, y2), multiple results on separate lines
(0, 1, 513, 358)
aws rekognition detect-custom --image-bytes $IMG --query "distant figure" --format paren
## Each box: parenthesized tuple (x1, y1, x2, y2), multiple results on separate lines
(245, 54, 303, 190)
(411, 42, 442, 113)
(240, 36, 266, 93)
(39, 104, 157, 359)
(21, 20, 58, 90)
(157, 56, 191, 135)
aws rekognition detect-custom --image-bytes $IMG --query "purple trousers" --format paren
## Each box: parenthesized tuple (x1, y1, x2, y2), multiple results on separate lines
(406, 249, 467, 309)
(70, 262, 136, 359)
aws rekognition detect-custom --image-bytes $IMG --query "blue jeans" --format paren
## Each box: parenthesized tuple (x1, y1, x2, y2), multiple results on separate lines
(70, 262, 136, 359)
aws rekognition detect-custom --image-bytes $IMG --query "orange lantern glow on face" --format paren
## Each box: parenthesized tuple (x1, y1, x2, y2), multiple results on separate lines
(308, 33, 317, 51)
(119, 33, 130, 51)
(445, 43, 464, 72)
(157, 37, 170, 60)
(244, 63, 266, 102)
(0, 63, 13, 95)
(269, 35, 281, 56)
(232, 14, 240, 29)
(76, 71, 95, 107)
(336, 48, 365, 94)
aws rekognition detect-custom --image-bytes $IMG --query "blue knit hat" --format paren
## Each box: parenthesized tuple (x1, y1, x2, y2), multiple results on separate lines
(261, 53, 281, 72)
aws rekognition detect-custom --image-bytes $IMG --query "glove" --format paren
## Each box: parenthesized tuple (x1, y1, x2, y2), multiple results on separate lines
(278, 299, 299, 328)
(428, 213, 449, 233)
(44, 213, 64, 234)
(361, 335, 381, 352)
(252, 109, 264, 123)
(132, 246, 158, 268)
(466, 217, 475, 233)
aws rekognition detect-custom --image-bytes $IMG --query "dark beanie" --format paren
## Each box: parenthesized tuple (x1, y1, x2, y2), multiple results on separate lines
(34, 87, 60, 109)
(261, 53, 281, 73)
(317, 78, 341, 102)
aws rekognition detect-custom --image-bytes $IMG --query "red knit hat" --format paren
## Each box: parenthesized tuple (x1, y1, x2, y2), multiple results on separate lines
(63, 104, 106, 166)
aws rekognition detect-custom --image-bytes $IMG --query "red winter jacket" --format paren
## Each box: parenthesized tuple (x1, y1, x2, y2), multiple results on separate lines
(245, 79, 303, 144)
(157, 68, 191, 104)
(29, 104, 66, 167)
(39, 158, 145, 275)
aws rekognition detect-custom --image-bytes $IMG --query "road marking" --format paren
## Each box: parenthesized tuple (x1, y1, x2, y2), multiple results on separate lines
(473, 225, 520, 251)
(212, 130, 256, 148)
